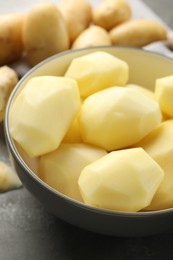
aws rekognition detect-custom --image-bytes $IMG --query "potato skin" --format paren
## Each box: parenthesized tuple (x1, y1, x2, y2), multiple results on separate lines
(23, 3, 70, 66)
(169, 34, 173, 51)
(57, 0, 92, 43)
(72, 25, 111, 49)
(0, 66, 18, 122)
(93, 0, 131, 31)
(0, 14, 24, 65)
(110, 19, 167, 47)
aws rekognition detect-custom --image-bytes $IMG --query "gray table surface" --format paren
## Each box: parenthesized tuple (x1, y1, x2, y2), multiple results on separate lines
(1, 1, 173, 259)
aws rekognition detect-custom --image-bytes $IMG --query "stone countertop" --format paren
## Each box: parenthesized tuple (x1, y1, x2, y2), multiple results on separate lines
(1, 1, 173, 260)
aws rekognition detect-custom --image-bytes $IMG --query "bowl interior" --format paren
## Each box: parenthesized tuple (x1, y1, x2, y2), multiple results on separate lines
(4, 46, 173, 236)
(8, 46, 173, 172)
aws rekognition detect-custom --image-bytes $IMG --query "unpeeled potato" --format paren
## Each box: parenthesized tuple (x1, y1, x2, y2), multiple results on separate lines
(0, 66, 18, 122)
(93, 0, 131, 31)
(57, 0, 92, 44)
(0, 161, 22, 192)
(110, 19, 167, 47)
(169, 33, 173, 51)
(23, 2, 69, 66)
(0, 14, 25, 65)
(72, 25, 111, 49)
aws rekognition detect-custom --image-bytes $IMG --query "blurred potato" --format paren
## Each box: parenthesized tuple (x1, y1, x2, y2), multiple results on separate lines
(23, 2, 69, 66)
(72, 25, 111, 49)
(110, 19, 167, 47)
(0, 14, 25, 65)
(93, 0, 131, 31)
(0, 66, 18, 122)
(57, 0, 92, 44)
(169, 34, 173, 51)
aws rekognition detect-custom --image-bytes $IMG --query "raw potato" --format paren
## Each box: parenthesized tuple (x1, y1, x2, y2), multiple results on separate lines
(9, 48, 173, 210)
(135, 120, 173, 210)
(38, 143, 107, 202)
(57, 0, 92, 43)
(126, 84, 155, 100)
(9, 76, 81, 157)
(23, 2, 69, 66)
(93, 0, 131, 31)
(78, 148, 164, 212)
(65, 51, 129, 97)
(72, 25, 111, 49)
(155, 75, 173, 118)
(0, 161, 22, 192)
(0, 66, 18, 122)
(63, 116, 82, 143)
(169, 34, 173, 51)
(79, 87, 162, 151)
(0, 13, 25, 65)
(110, 19, 167, 47)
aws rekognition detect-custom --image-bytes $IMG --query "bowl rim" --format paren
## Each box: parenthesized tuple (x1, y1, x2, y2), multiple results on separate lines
(4, 45, 173, 217)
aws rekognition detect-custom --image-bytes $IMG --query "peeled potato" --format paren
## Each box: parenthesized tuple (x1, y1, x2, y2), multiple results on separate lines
(72, 25, 111, 49)
(126, 84, 155, 100)
(78, 148, 164, 212)
(38, 143, 107, 202)
(65, 51, 129, 98)
(155, 75, 173, 118)
(79, 87, 162, 151)
(9, 76, 81, 157)
(63, 115, 82, 143)
(93, 0, 131, 31)
(135, 120, 173, 210)
(110, 19, 167, 47)
(0, 14, 25, 65)
(23, 2, 69, 66)
(57, 0, 92, 44)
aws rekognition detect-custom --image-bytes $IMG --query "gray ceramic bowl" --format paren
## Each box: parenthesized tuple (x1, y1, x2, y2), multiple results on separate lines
(4, 46, 173, 237)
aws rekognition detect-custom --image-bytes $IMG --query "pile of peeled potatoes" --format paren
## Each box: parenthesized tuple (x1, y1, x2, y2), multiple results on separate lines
(0, 0, 172, 68)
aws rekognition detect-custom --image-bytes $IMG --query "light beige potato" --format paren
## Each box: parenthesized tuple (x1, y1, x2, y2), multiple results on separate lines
(72, 25, 111, 49)
(0, 161, 22, 192)
(135, 120, 173, 210)
(79, 87, 162, 151)
(9, 76, 81, 157)
(38, 143, 107, 202)
(0, 66, 18, 122)
(0, 14, 25, 65)
(155, 75, 173, 118)
(110, 19, 167, 47)
(126, 84, 155, 100)
(78, 148, 164, 212)
(93, 0, 131, 31)
(65, 51, 129, 98)
(23, 2, 69, 66)
(57, 0, 92, 43)
(63, 116, 82, 143)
